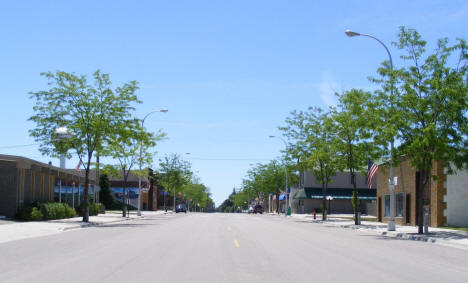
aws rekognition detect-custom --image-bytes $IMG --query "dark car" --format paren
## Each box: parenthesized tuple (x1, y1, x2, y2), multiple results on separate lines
(253, 205, 264, 214)
(175, 204, 187, 213)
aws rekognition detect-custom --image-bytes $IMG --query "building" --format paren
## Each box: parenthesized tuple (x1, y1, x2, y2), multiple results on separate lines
(377, 158, 468, 227)
(94, 169, 160, 211)
(291, 171, 376, 215)
(0, 154, 97, 218)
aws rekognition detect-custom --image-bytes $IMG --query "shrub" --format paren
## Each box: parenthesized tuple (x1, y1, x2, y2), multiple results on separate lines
(16, 202, 76, 221)
(106, 199, 137, 211)
(30, 207, 44, 220)
(16, 205, 43, 221)
(76, 202, 101, 217)
(40, 202, 76, 220)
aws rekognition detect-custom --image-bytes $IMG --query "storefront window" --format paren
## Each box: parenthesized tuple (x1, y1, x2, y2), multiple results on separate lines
(384, 195, 390, 217)
(396, 193, 404, 217)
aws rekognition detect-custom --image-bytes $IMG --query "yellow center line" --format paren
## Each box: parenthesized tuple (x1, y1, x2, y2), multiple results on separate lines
(227, 226, 232, 231)
(233, 239, 240, 248)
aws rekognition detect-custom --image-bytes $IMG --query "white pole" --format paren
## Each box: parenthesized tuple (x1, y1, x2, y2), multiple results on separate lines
(345, 30, 396, 231)
(138, 109, 168, 216)
(137, 143, 142, 216)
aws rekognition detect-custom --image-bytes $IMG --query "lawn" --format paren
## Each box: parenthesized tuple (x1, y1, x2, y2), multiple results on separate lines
(441, 226, 468, 232)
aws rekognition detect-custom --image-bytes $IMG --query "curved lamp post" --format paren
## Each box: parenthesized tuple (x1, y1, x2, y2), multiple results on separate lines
(345, 29, 396, 231)
(138, 109, 168, 216)
(269, 135, 289, 216)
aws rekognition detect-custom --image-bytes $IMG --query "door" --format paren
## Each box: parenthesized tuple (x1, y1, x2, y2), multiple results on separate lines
(406, 194, 411, 224)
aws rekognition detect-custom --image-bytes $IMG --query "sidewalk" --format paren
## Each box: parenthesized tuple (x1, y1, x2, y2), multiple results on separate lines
(0, 210, 170, 244)
(287, 213, 468, 250)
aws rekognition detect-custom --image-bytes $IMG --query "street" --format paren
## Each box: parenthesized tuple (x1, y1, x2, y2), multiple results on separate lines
(1, 213, 468, 283)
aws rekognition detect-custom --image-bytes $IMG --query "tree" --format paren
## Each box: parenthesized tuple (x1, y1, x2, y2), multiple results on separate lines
(238, 160, 297, 213)
(99, 174, 113, 209)
(382, 27, 468, 233)
(158, 154, 192, 211)
(29, 70, 140, 222)
(103, 119, 159, 217)
(181, 181, 213, 212)
(282, 107, 340, 219)
(217, 190, 236, 213)
(332, 89, 384, 224)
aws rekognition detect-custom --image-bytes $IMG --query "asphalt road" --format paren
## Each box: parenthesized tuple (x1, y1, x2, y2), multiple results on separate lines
(1, 213, 468, 283)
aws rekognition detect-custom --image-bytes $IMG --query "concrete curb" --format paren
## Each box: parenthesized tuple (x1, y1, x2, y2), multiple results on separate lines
(334, 223, 468, 249)
(59, 216, 140, 231)
(58, 212, 173, 232)
(382, 231, 436, 243)
(287, 215, 468, 250)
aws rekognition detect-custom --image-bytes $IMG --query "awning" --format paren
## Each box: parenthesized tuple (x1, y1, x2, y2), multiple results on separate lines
(293, 187, 376, 200)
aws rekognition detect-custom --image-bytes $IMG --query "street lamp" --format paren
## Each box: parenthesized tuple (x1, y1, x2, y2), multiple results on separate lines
(138, 109, 168, 216)
(269, 135, 289, 216)
(345, 29, 396, 231)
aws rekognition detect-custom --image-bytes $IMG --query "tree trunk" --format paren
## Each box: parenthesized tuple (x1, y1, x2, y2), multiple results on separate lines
(417, 169, 428, 234)
(322, 182, 326, 219)
(83, 167, 90, 222)
(276, 191, 279, 214)
(122, 175, 127, 217)
(96, 154, 100, 203)
(351, 171, 359, 225)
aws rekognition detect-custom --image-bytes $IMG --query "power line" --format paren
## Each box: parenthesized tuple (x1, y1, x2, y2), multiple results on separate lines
(0, 143, 39, 149)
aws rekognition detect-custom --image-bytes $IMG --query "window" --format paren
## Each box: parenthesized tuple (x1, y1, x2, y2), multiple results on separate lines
(384, 193, 404, 217)
(384, 195, 390, 217)
(396, 193, 404, 217)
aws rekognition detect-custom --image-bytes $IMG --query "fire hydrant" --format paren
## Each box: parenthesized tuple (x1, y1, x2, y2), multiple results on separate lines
(313, 211, 316, 219)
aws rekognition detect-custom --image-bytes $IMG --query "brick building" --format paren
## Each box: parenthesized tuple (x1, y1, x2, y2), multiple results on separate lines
(291, 171, 377, 215)
(377, 158, 468, 227)
(0, 154, 97, 218)
(91, 169, 161, 211)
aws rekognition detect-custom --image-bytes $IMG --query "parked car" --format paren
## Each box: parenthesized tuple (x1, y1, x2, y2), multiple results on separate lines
(175, 204, 187, 213)
(253, 205, 264, 214)
(248, 206, 254, 214)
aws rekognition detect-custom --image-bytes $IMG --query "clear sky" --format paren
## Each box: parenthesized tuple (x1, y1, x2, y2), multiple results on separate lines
(1, 0, 467, 206)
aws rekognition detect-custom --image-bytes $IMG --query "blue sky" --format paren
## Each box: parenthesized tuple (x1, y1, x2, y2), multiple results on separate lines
(1, 0, 467, 205)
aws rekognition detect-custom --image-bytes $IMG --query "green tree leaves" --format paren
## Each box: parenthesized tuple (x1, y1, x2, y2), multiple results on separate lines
(29, 70, 143, 222)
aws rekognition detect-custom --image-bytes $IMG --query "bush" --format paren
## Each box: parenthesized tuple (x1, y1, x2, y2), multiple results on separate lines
(16, 202, 76, 221)
(106, 199, 137, 211)
(30, 207, 44, 220)
(16, 205, 44, 221)
(76, 202, 101, 217)
(40, 202, 76, 220)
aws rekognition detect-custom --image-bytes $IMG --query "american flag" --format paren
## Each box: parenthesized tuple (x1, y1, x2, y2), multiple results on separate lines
(367, 160, 378, 189)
